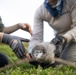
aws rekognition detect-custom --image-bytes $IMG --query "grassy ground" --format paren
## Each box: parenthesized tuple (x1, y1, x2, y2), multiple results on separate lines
(0, 43, 76, 75)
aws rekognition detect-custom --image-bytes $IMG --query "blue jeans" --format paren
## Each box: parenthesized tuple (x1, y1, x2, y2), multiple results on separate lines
(0, 52, 9, 68)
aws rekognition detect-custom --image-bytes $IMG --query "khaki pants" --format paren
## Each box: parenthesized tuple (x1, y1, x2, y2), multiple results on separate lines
(60, 42, 76, 62)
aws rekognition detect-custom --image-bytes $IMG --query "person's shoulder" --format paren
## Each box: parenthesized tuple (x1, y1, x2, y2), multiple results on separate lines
(64, 0, 76, 7)
(34, 3, 46, 16)
(35, 3, 45, 12)
(65, 0, 76, 3)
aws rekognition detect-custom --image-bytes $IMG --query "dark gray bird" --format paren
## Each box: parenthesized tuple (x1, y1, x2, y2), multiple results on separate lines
(31, 42, 56, 64)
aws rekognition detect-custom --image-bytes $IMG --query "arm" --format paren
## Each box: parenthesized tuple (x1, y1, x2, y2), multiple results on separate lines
(0, 16, 19, 33)
(2, 23, 32, 35)
(0, 16, 32, 34)
(28, 6, 44, 53)
(62, 0, 76, 42)
(0, 32, 30, 59)
(2, 24, 19, 34)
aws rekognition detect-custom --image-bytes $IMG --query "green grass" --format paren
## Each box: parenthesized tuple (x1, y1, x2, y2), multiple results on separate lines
(0, 43, 76, 75)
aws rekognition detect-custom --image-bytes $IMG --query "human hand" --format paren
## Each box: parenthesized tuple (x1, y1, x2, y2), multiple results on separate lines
(26, 53, 31, 60)
(18, 23, 32, 35)
(2, 33, 30, 59)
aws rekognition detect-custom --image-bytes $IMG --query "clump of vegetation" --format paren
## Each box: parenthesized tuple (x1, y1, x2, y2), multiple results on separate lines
(0, 43, 76, 75)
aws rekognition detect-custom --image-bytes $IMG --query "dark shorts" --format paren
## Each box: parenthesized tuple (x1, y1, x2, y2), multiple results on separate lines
(0, 52, 9, 68)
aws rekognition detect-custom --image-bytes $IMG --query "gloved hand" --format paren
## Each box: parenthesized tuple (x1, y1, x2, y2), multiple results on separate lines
(2, 33, 30, 59)
(50, 34, 67, 57)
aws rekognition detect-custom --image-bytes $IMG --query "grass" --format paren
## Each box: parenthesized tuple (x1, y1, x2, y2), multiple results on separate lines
(0, 43, 76, 75)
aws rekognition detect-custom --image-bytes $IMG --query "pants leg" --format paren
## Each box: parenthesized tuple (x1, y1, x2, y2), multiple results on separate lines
(60, 42, 76, 62)
(0, 52, 9, 68)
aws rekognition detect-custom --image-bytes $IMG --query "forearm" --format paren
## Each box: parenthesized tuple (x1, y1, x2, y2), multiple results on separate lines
(28, 23, 43, 53)
(2, 24, 19, 34)
(0, 32, 29, 59)
(62, 27, 76, 43)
